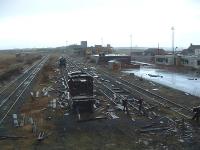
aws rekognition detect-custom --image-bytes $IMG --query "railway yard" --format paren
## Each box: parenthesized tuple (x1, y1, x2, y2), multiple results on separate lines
(1, 51, 200, 150)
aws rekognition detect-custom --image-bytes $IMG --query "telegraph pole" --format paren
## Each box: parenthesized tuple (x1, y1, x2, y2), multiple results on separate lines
(171, 26, 174, 54)
(130, 34, 132, 53)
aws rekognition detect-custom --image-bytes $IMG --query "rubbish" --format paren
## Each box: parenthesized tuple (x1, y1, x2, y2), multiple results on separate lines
(140, 127, 170, 133)
(47, 116, 52, 120)
(148, 74, 163, 78)
(19, 114, 25, 127)
(42, 88, 48, 96)
(115, 104, 124, 110)
(36, 91, 40, 98)
(32, 122, 37, 133)
(185, 93, 190, 95)
(30, 92, 34, 97)
(37, 131, 45, 141)
(78, 116, 106, 122)
(160, 121, 164, 124)
(143, 140, 149, 146)
(12, 114, 19, 127)
(152, 88, 159, 91)
(178, 139, 184, 143)
(0, 135, 27, 140)
(188, 78, 197, 80)
(29, 117, 34, 125)
(52, 99, 56, 109)
(106, 112, 119, 119)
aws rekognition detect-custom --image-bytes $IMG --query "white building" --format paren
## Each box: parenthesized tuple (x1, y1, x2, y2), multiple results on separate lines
(155, 55, 200, 69)
(155, 55, 175, 65)
(181, 56, 200, 69)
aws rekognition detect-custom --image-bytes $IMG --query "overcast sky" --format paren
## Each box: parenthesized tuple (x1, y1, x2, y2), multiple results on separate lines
(0, 0, 200, 49)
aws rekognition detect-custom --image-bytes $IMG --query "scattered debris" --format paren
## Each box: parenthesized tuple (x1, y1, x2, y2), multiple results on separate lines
(140, 127, 170, 133)
(37, 131, 45, 141)
(36, 91, 40, 98)
(106, 111, 119, 119)
(152, 88, 159, 91)
(0, 135, 27, 140)
(12, 114, 19, 127)
(148, 74, 163, 78)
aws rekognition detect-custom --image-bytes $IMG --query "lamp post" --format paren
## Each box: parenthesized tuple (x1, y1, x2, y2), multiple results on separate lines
(171, 26, 175, 65)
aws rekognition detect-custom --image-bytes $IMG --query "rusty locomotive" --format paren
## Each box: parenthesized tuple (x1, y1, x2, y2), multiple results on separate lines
(67, 71, 95, 113)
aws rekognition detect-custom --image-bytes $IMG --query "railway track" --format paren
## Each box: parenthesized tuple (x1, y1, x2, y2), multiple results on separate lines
(99, 71, 194, 119)
(64, 57, 149, 115)
(0, 56, 49, 124)
(65, 57, 194, 119)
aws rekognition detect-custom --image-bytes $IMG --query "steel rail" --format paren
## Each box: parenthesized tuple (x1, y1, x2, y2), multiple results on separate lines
(0, 56, 49, 124)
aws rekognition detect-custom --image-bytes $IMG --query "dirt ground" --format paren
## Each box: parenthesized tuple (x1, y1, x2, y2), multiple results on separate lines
(1, 54, 200, 150)
(0, 51, 42, 88)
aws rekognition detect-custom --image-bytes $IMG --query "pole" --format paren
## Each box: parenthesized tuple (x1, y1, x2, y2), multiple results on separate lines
(171, 26, 175, 65)
(130, 34, 132, 53)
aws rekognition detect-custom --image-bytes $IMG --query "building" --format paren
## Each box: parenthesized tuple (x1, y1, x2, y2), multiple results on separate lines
(181, 43, 200, 55)
(180, 56, 200, 69)
(155, 55, 175, 65)
(108, 60, 121, 71)
(81, 41, 87, 48)
(88, 44, 112, 55)
(144, 48, 165, 56)
(155, 55, 200, 69)
(90, 54, 131, 65)
(131, 48, 166, 63)
(72, 41, 88, 56)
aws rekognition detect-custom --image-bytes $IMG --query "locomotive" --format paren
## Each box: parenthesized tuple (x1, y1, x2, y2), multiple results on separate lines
(67, 71, 95, 113)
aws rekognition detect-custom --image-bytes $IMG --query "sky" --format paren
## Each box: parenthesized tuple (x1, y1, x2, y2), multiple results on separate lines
(0, 0, 200, 49)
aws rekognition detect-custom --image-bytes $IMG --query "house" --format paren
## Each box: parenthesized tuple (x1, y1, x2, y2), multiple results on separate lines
(181, 43, 200, 55)
(180, 56, 200, 69)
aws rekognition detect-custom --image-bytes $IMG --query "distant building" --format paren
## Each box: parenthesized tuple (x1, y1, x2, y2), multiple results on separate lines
(72, 41, 87, 56)
(91, 54, 131, 65)
(81, 41, 87, 48)
(155, 54, 200, 69)
(108, 60, 121, 71)
(180, 56, 200, 69)
(155, 55, 175, 66)
(84, 44, 112, 57)
(181, 43, 200, 55)
(144, 48, 165, 56)
(130, 48, 166, 63)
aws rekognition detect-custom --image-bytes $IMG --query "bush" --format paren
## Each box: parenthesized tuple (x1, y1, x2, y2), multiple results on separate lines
(0, 64, 23, 81)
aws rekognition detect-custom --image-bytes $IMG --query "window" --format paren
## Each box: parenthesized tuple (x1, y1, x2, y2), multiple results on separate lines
(197, 60, 200, 66)
(181, 59, 188, 64)
(156, 58, 164, 62)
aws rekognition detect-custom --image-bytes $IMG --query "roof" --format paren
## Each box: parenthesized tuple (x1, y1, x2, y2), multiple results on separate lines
(92, 54, 129, 57)
(108, 60, 121, 63)
(188, 44, 200, 50)
(181, 44, 200, 55)
(145, 48, 165, 52)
